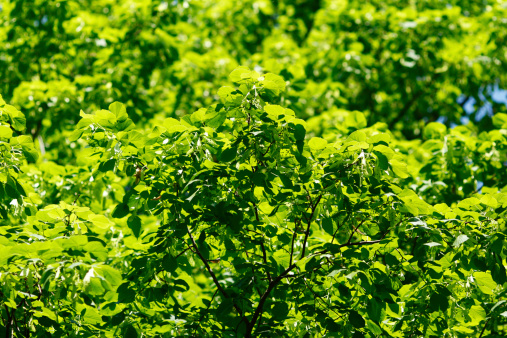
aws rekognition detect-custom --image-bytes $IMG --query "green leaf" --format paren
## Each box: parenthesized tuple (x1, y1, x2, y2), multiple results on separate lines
(229, 66, 259, 83)
(368, 133, 391, 144)
(173, 279, 190, 292)
(88, 214, 114, 229)
(3, 105, 26, 131)
(423, 122, 447, 139)
(109, 101, 128, 121)
(163, 254, 178, 273)
(308, 137, 328, 150)
(127, 215, 142, 238)
(69, 129, 83, 142)
(429, 287, 450, 312)
(220, 147, 237, 162)
(491, 254, 506, 285)
(452, 234, 469, 248)
(492, 113, 507, 129)
(271, 302, 290, 320)
(261, 73, 286, 96)
(366, 320, 382, 336)
(366, 298, 384, 323)
(84, 273, 106, 296)
(124, 325, 138, 338)
(205, 105, 227, 129)
(97, 265, 123, 287)
(112, 203, 130, 218)
(293, 124, 306, 141)
(218, 86, 242, 106)
(346, 111, 367, 129)
(480, 195, 498, 208)
(264, 104, 285, 118)
(322, 218, 335, 235)
(349, 311, 365, 328)
(457, 197, 481, 210)
(373, 145, 394, 159)
(98, 159, 116, 172)
(474, 271, 497, 295)
(490, 234, 505, 254)
(468, 305, 486, 325)
(347, 130, 367, 143)
(117, 283, 136, 303)
(390, 159, 409, 178)
(216, 298, 234, 320)
(10, 135, 39, 161)
(0, 125, 13, 139)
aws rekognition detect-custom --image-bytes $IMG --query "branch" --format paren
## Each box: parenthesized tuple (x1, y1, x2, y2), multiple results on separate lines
(388, 89, 425, 129)
(176, 246, 191, 258)
(196, 288, 219, 336)
(331, 213, 350, 244)
(458, 95, 470, 108)
(289, 221, 298, 266)
(479, 317, 490, 338)
(259, 242, 272, 283)
(340, 240, 381, 248)
(346, 218, 366, 244)
(261, 141, 274, 157)
(4, 304, 12, 338)
(300, 194, 323, 259)
(251, 201, 272, 283)
(186, 226, 250, 325)
(388, 74, 441, 129)
(314, 239, 382, 256)
(245, 263, 297, 338)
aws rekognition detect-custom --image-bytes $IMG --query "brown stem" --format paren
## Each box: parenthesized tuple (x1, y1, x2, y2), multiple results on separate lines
(478, 317, 490, 338)
(300, 194, 323, 259)
(251, 200, 272, 283)
(346, 218, 366, 244)
(186, 225, 249, 326)
(4, 305, 13, 338)
(289, 221, 299, 266)
(245, 263, 297, 338)
(314, 240, 382, 256)
(388, 74, 440, 129)
(331, 213, 350, 244)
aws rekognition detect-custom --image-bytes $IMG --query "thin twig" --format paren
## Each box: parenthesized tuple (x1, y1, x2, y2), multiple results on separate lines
(346, 218, 366, 244)
(479, 318, 490, 338)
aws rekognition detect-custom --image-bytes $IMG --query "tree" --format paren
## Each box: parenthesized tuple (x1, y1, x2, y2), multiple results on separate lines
(0, 0, 507, 336)
(2, 66, 507, 336)
(2, 0, 507, 147)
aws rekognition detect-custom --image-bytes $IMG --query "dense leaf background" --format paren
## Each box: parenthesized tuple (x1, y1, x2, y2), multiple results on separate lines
(0, 0, 506, 337)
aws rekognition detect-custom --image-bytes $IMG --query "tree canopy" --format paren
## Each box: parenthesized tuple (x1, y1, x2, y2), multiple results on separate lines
(0, 0, 506, 337)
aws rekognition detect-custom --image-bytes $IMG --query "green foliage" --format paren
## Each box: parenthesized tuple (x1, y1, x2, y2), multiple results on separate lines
(2, 0, 507, 154)
(1, 66, 505, 336)
(1, 1, 507, 337)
